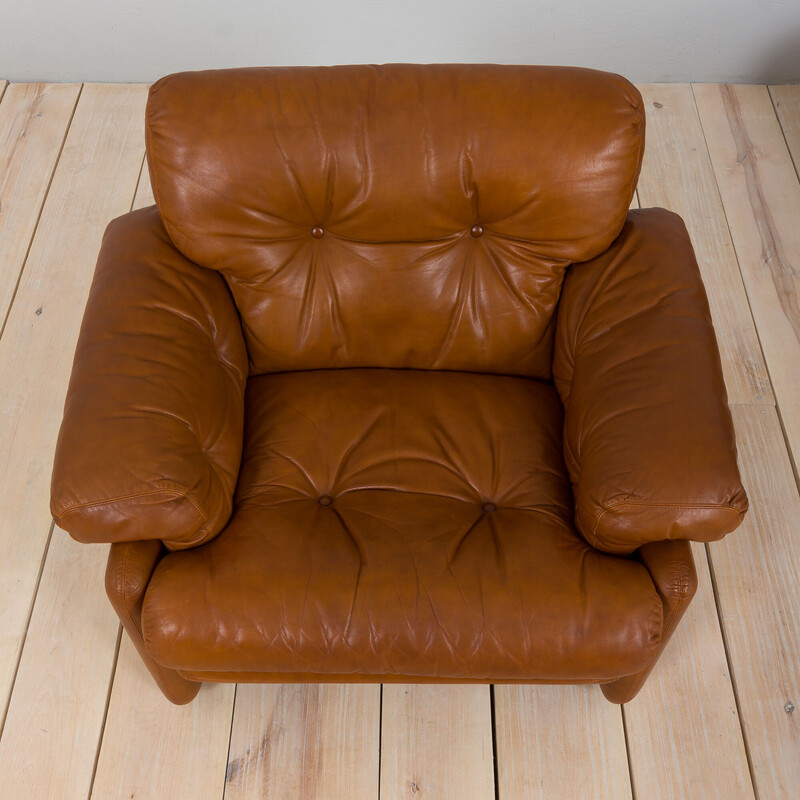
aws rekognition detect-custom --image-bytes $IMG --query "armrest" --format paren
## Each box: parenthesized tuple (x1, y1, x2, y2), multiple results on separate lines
(51, 206, 248, 550)
(553, 208, 748, 554)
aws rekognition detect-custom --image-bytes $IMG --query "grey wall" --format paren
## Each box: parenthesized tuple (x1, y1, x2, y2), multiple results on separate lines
(2, 0, 799, 83)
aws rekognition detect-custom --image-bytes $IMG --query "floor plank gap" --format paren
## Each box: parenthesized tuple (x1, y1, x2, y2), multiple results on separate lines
(688, 83, 784, 429)
(0, 83, 82, 342)
(377, 684, 383, 800)
(704, 542, 761, 800)
(0, 521, 54, 741)
(0, 83, 150, 800)
(769, 86, 800, 182)
(85, 625, 123, 800)
(1, 80, 799, 799)
(220, 683, 239, 800)
(620, 704, 637, 800)
(489, 685, 500, 800)
(637, 83, 772, 404)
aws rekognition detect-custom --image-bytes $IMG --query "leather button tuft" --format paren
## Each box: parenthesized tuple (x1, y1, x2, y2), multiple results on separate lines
(482, 502, 496, 513)
(470, 225, 484, 238)
(311, 226, 325, 239)
(319, 495, 333, 506)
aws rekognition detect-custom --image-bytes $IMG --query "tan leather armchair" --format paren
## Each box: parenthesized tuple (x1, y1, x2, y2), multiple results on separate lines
(51, 65, 747, 705)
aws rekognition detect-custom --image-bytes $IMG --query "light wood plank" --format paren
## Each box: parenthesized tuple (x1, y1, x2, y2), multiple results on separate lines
(0, 86, 147, 800)
(0, 154, 149, 795)
(494, 685, 631, 799)
(380, 685, 494, 800)
(0, 84, 147, 725)
(770, 85, 800, 178)
(624, 83, 758, 798)
(225, 684, 380, 799)
(694, 83, 800, 474)
(709, 405, 800, 799)
(91, 637, 235, 800)
(0, 83, 81, 324)
(635, 83, 772, 404)
(623, 542, 754, 799)
(0, 531, 119, 800)
(2, 80, 795, 799)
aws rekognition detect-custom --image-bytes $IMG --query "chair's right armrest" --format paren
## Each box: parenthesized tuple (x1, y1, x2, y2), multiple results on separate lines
(51, 206, 249, 550)
(552, 208, 747, 554)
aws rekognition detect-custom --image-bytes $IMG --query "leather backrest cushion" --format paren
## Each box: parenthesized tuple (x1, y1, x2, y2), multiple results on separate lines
(146, 64, 644, 376)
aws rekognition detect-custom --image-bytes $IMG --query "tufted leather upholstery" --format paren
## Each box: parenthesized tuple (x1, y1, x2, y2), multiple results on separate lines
(146, 65, 643, 378)
(51, 65, 747, 704)
(554, 208, 748, 553)
(141, 369, 662, 679)
(51, 207, 248, 551)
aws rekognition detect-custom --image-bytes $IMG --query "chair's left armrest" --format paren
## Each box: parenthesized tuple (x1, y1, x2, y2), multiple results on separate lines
(553, 208, 748, 555)
(50, 206, 249, 550)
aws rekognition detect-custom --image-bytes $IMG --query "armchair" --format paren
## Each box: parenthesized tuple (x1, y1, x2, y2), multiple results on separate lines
(51, 65, 747, 704)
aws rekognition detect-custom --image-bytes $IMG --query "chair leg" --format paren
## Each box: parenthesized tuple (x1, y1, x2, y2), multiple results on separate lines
(105, 539, 201, 704)
(601, 665, 656, 704)
(601, 539, 699, 704)
(128, 638, 201, 705)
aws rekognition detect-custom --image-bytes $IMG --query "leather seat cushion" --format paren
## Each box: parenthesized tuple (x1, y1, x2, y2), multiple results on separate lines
(141, 369, 663, 680)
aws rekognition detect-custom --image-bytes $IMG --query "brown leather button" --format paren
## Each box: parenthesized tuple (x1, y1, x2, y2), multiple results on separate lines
(319, 495, 333, 506)
(470, 225, 484, 238)
(482, 502, 496, 513)
(311, 226, 325, 239)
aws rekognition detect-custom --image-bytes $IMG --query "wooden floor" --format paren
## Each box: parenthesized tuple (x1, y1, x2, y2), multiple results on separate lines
(0, 80, 798, 800)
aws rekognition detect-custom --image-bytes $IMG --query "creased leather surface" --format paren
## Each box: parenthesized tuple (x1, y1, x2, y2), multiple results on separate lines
(142, 369, 662, 679)
(50, 207, 248, 550)
(553, 208, 748, 554)
(601, 539, 697, 702)
(106, 541, 200, 703)
(52, 66, 750, 699)
(146, 65, 644, 377)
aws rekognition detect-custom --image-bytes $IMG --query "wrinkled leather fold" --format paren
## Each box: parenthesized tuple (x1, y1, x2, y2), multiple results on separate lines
(50, 206, 248, 550)
(553, 208, 748, 554)
(141, 369, 663, 681)
(106, 541, 200, 704)
(601, 539, 698, 703)
(51, 66, 750, 705)
(146, 65, 645, 379)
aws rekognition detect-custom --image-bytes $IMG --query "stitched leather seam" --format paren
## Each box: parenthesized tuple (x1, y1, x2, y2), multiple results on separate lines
(55, 488, 181, 521)
(640, 541, 691, 650)
(673, 540, 693, 602)
(183, 495, 212, 536)
(600, 500, 745, 511)
(119, 543, 182, 690)
(591, 501, 743, 548)
(154, 480, 212, 535)
(669, 540, 690, 603)
(120, 541, 131, 620)
(661, 541, 693, 633)
(54, 486, 210, 535)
